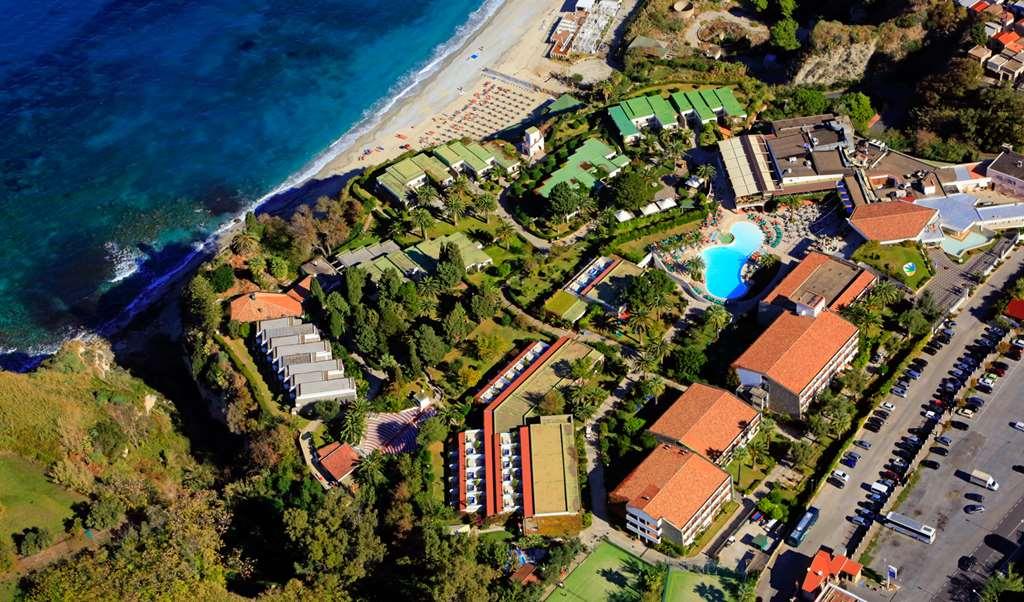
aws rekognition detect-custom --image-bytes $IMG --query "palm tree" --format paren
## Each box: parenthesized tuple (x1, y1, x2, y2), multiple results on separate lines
(637, 340, 668, 374)
(569, 357, 598, 384)
(355, 450, 385, 489)
(704, 305, 731, 333)
(231, 231, 260, 257)
(410, 207, 434, 239)
(695, 163, 717, 194)
(437, 401, 468, 430)
(386, 210, 413, 240)
(870, 280, 901, 307)
(736, 577, 757, 602)
(443, 193, 466, 225)
(686, 256, 705, 281)
(495, 221, 516, 249)
(472, 192, 497, 223)
(981, 566, 1024, 601)
(732, 445, 751, 487)
(415, 185, 438, 207)
(338, 400, 369, 445)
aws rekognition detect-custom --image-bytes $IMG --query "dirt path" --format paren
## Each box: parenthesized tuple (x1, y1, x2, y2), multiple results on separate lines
(1, 528, 111, 582)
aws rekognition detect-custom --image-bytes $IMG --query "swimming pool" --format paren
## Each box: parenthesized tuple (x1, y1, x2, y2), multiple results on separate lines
(701, 221, 765, 299)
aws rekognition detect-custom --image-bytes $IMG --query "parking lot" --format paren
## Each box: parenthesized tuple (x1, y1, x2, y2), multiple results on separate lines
(867, 344, 1024, 601)
(760, 248, 1024, 602)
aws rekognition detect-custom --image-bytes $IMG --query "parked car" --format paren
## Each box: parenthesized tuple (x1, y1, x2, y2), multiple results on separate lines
(851, 515, 870, 527)
(966, 504, 985, 514)
(906, 370, 921, 380)
(936, 435, 952, 446)
(931, 446, 949, 456)
(957, 408, 976, 418)
(925, 410, 937, 421)
(841, 455, 859, 469)
(882, 402, 896, 411)
(880, 478, 896, 488)
(868, 492, 885, 503)
(992, 367, 1006, 377)
(913, 358, 929, 368)
(881, 469, 900, 481)
(854, 440, 872, 450)
(967, 492, 985, 502)
(875, 410, 891, 420)
(993, 361, 1008, 370)
(959, 556, 977, 571)
(977, 383, 993, 394)
(1013, 338, 1024, 349)
(1012, 421, 1024, 433)
(892, 387, 908, 398)
(922, 459, 940, 469)
(1005, 348, 1021, 360)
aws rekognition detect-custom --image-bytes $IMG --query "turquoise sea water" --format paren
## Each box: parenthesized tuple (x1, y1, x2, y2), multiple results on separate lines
(0, 0, 495, 358)
(701, 221, 765, 299)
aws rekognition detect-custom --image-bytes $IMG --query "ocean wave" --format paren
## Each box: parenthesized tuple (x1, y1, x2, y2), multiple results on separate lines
(105, 241, 143, 283)
(22, 0, 508, 360)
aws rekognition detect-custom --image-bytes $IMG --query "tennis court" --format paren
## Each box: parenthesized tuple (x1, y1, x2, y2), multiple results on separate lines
(546, 541, 648, 601)
(663, 567, 743, 602)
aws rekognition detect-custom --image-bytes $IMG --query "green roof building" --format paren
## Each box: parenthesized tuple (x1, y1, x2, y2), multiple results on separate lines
(376, 153, 454, 203)
(714, 87, 747, 118)
(670, 92, 695, 117)
(409, 231, 493, 272)
(544, 290, 589, 323)
(546, 94, 584, 115)
(536, 138, 629, 198)
(684, 91, 716, 124)
(700, 89, 723, 112)
(608, 94, 679, 143)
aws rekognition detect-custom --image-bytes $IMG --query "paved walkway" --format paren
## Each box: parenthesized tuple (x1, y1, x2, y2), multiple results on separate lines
(297, 419, 329, 490)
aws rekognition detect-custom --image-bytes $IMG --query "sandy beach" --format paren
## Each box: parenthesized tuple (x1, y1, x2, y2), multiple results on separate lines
(314, 0, 571, 180)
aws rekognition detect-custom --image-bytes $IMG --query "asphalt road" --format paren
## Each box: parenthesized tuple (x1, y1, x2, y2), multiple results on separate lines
(760, 247, 1024, 602)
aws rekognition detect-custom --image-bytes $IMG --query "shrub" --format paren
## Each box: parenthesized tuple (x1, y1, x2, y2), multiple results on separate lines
(84, 494, 126, 530)
(209, 264, 235, 293)
(17, 527, 53, 556)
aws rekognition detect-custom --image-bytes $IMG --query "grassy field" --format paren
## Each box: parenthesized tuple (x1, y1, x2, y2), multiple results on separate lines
(664, 567, 743, 602)
(426, 441, 446, 506)
(852, 241, 932, 290)
(215, 334, 283, 419)
(428, 319, 541, 398)
(546, 541, 648, 601)
(725, 458, 768, 493)
(0, 453, 82, 540)
(615, 220, 700, 259)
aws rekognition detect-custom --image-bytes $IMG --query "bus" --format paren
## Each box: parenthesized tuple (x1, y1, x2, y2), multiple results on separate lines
(884, 511, 936, 544)
(786, 507, 819, 546)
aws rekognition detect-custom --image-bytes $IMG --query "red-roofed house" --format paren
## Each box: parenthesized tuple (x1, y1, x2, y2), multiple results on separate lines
(970, 1, 989, 14)
(609, 444, 732, 547)
(849, 201, 937, 244)
(802, 548, 863, 600)
(995, 30, 1021, 49)
(287, 275, 315, 303)
(732, 311, 859, 417)
(1005, 298, 1024, 323)
(229, 292, 304, 322)
(760, 252, 876, 323)
(313, 441, 360, 487)
(648, 384, 761, 465)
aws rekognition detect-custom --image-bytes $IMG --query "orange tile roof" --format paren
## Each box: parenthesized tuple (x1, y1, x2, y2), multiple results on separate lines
(229, 292, 303, 322)
(648, 384, 759, 461)
(849, 201, 936, 242)
(831, 270, 877, 311)
(732, 312, 858, 396)
(802, 549, 863, 593)
(315, 442, 359, 483)
(763, 252, 876, 311)
(609, 444, 730, 530)
(996, 30, 1021, 47)
(287, 275, 315, 302)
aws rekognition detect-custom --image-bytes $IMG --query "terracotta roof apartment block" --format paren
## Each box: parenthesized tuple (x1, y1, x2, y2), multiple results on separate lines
(732, 311, 859, 398)
(230, 292, 304, 323)
(648, 384, 760, 464)
(609, 444, 731, 535)
(763, 252, 876, 314)
(849, 201, 936, 243)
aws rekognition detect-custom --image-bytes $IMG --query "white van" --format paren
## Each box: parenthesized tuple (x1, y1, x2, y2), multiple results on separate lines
(871, 481, 890, 495)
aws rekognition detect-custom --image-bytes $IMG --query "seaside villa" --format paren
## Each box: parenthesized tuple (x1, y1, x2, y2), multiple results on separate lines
(608, 87, 746, 144)
(536, 138, 629, 198)
(434, 141, 496, 178)
(376, 153, 454, 203)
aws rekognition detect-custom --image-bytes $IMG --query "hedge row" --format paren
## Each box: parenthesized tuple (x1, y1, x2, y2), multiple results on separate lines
(606, 208, 707, 249)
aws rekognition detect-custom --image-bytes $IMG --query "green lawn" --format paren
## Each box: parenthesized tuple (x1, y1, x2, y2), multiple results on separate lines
(0, 453, 82, 540)
(725, 459, 768, 493)
(546, 541, 648, 601)
(664, 567, 743, 602)
(214, 333, 290, 421)
(852, 241, 932, 290)
(427, 441, 446, 506)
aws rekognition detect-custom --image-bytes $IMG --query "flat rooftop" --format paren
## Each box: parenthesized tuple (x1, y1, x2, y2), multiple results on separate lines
(528, 416, 581, 515)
